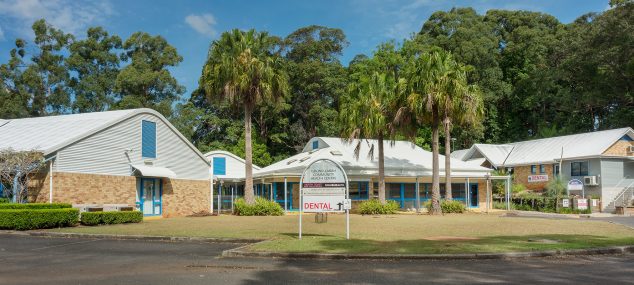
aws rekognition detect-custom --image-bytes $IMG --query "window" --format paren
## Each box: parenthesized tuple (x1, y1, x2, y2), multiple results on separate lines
(141, 120, 156, 158)
(571, 161, 589, 176)
(403, 183, 416, 199)
(553, 164, 560, 176)
(312, 140, 319, 150)
(539, 164, 546, 174)
(387, 183, 401, 199)
(530, 165, 537, 174)
(349, 182, 368, 200)
(212, 157, 226, 175)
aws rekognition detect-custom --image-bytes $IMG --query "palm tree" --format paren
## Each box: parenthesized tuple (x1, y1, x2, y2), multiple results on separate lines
(405, 51, 446, 215)
(340, 71, 406, 204)
(202, 29, 289, 204)
(433, 52, 483, 200)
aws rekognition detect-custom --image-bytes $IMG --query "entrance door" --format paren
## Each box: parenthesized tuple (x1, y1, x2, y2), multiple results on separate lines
(139, 178, 162, 216)
(470, 184, 479, 208)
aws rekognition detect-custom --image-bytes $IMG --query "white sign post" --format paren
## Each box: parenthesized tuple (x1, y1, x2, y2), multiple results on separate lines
(299, 158, 350, 240)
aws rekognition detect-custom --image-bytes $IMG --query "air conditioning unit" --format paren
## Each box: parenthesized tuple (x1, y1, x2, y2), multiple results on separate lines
(584, 176, 599, 186)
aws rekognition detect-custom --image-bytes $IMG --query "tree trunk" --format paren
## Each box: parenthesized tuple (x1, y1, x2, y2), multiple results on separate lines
(430, 107, 442, 215)
(244, 105, 255, 205)
(444, 116, 452, 200)
(378, 133, 386, 204)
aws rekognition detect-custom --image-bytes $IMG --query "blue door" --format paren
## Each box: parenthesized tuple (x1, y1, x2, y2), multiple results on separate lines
(469, 184, 479, 208)
(138, 178, 162, 216)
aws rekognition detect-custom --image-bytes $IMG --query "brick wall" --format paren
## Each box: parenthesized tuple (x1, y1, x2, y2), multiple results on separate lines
(603, 140, 634, 156)
(28, 171, 210, 217)
(162, 178, 210, 217)
(513, 164, 552, 191)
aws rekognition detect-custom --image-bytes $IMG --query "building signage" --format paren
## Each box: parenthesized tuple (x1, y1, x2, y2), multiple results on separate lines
(567, 179, 584, 191)
(299, 158, 350, 239)
(562, 198, 570, 208)
(528, 175, 548, 183)
(577, 199, 588, 210)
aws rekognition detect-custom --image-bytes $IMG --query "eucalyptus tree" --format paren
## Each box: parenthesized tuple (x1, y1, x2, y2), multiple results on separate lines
(201, 29, 289, 204)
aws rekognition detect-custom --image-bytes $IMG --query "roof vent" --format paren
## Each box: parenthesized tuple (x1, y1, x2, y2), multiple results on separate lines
(286, 159, 297, 165)
(299, 156, 311, 162)
(330, 150, 342, 156)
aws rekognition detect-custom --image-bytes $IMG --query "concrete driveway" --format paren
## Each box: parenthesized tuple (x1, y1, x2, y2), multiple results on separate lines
(1, 234, 634, 284)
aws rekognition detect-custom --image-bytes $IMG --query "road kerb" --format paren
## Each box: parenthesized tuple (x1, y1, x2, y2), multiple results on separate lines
(221, 245, 634, 260)
(1, 230, 264, 244)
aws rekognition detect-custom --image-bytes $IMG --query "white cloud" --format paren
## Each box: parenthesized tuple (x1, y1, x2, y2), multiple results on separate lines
(185, 13, 217, 37)
(0, 26, 4, 41)
(0, 0, 114, 38)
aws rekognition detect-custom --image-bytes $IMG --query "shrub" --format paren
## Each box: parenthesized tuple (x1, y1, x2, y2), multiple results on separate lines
(424, 200, 467, 214)
(80, 211, 143, 226)
(0, 203, 72, 210)
(358, 199, 399, 215)
(0, 198, 9, 204)
(0, 208, 79, 230)
(546, 177, 567, 197)
(234, 197, 284, 216)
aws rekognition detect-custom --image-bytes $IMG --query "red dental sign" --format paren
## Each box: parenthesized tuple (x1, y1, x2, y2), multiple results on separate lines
(300, 159, 348, 213)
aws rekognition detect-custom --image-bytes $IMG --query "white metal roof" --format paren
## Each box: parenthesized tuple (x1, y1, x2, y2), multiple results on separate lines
(254, 137, 491, 178)
(458, 127, 634, 167)
(0, 108, 210, 164)
(130, 164, 177, 179)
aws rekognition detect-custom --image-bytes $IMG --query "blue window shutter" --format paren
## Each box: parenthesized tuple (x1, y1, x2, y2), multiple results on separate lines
(312, 140, 319, 150)
(142, 121, 156, 158)
(213, 157, 226, 175)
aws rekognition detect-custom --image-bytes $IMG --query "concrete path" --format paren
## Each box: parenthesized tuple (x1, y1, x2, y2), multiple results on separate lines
(1, 234, 634, 284)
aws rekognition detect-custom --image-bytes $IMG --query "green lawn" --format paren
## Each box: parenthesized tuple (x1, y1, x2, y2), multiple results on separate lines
(48, 213, 634, 254)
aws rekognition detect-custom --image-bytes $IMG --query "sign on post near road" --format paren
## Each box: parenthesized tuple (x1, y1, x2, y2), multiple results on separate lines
(299, 158, 350, 239)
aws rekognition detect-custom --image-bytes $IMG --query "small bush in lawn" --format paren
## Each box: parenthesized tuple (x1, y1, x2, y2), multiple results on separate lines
(0, 198, 9, 204)
(424, 200, 467, 214)
(0, 203, 72, 210)
(80, 211, 143, 226)
(358, 199, 399, 215)
(0, 208, 79, 230)
(233, 197, 284, 216)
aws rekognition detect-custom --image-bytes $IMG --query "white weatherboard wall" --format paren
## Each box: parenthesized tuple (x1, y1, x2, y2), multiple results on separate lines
(56, 113, 210, 180)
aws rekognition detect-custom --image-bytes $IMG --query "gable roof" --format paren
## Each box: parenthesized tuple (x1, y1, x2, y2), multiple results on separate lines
(456, 127, 634, 167)
(0, 108, 209, 164)
(254, 137, 491, 178)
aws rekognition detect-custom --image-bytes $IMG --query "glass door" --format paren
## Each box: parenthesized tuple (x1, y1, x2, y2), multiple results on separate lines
(470, 184, 479, 208)
(139, 178, 162, 216)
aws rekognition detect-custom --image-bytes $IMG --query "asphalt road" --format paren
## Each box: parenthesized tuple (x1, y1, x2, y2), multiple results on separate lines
(1, 234, 634, 285)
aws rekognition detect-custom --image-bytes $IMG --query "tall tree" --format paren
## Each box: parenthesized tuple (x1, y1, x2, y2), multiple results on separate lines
(341, 70, 406, 204)
(66, 27, 122, 113)
(25, 20, 74, 116)
(0, 39, 30, 119)
(405, 51, 450, 215)
(115, 32, 184, 117)
(201, 29, 289, 204)
(283, 25, 349, 152)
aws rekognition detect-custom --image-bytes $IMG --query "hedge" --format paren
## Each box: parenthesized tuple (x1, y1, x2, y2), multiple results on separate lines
(234, 197, 284, 216)
(424, 199, 467, 214)
(0, 203, 72, 210)
(0, 208, 79, 230)
(0, 198, 9, 204)
(80, 211, 143, 226)
(358, 199, 399, 215)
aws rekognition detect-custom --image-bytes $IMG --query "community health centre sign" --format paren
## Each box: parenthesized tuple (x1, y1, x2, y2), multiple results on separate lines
(299, 158, 351, 239)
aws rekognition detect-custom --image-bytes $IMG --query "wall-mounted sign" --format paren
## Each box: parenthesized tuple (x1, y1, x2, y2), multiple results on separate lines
(562, 198, 570, 208)
(299, 158, 350, 239)
(567, 179, 584, 191)
(577, 199, 588, 210)
(528, 175, 548, 183)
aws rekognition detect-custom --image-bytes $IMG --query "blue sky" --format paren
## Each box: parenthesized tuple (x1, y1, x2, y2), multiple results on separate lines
(0, 0, 609, 97)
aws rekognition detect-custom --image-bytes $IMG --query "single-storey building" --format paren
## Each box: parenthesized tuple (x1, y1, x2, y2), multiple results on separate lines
(452, 127, 634, 212)
(204, 150, 260, 211)
(212, 137, 495, 212)
(0, 108, 212, 217)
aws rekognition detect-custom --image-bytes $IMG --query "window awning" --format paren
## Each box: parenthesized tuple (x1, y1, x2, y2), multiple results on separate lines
(130, 164, 177, 179)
